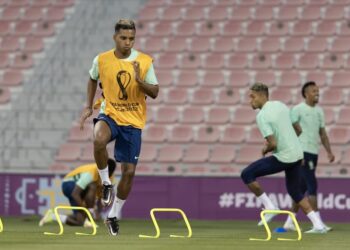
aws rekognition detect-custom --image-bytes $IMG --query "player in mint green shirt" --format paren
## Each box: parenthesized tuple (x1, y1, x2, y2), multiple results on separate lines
(283, 81, 334, 232)
(240, 83, 327, 233)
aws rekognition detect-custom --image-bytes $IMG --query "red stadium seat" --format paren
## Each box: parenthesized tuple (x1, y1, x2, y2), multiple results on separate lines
(177, 70, 198, 87)
(323, 107, 335, 125)
(155, 53, 178, 69)
(228, 71, 250, 88)
(180, 53, 201, 69)
(292, 21, 313, 36)
(189, 37, 211, 52)
(175, 21, 196, 36)
(0, 52, 9, 68)
(166, 37, 187, 53)
(299, 6, 321, 20)
(235, 145, 262, 164)
(152, 21, 174, 37)
(80, 144, 94, 162)
(165, 88, 188, 105)
(321, 88, 343, 105)
(330, 38, 350, 52)
(138, 7, 159, 21)
(155, 107, 179, 123)
(23, 37, 44, 52)
(255, 71, 276, 86)
(183, 144, 209, 163)
(318, 146, 342, 165)
(216, 88, 240, 105)
(31, 0, 51, 6)
(202, 53, 225, 69)
(222, 21, 242, 36)
(156, 70, 173, 87)
(259, 37, 280, 52)
(144, 37, 164, 53)
(331, 71, 350, 87)
(183, 7, 205, 20)
(245, 21, 266, 36)
(68, 125, 93, 142)
(206, 107, 231, 124)
(338, 22, 350, 36)
(168, 0, 190, 5)
(213, 37, 235, 52)
(33, 21, 55, 36)
(12, 53, 34, 69)
(305, 71, 327, 87)
(253, 6, 274, 20)
(143, 124, 167, 142)
(260, 0, 280, 5)
(323, 6, 344, 20)
(197, 21, 220, 36)
(55, 143, 81, 161)
(22, 7, 44, 21)
(237, 37, 257, 52)
(321, 54, 344, 69)
(45, 7, 65, 22)
(233, 107, 256, 124)
(220, 126, 246, 144)
(279, 71, 302, 88)
(297, 54, 319, 69)
(284, 37, 305, 52)
(274, 53, 296, 69)
(227, 53, 249, 69)
(1, 7, 21, 20)
(201, 71, 225, 88)
(158, 144, 183, 163)
(270, 88, 293, 104)
(268, 21, 289, 36)
(276, 6, 298, 20)
(195, 125, 220, 143)
(250, 54, 272, 69)
(52, 0, 74, 7)
(0, 70, 22, 86)
(192, 88, 214, 105)
(13, 21, 34, 36)
(191, 0, 212, 6)
(209, 145, 236, 164)
(181, 107, 205, 124)
(315, 21, 337, 36)
(0, 36, 19, 52)
(168, 125, 193, 143)
(140, 144, 157, 162)
(246, 126, 264, 144)
(0, 21, 11, 36)
(337, 107, 350, 125)
(208, 6, 230, 21)
(230, 6, 251, 20)
(162, 6, 182, 21)
(306, 37, 328, 52)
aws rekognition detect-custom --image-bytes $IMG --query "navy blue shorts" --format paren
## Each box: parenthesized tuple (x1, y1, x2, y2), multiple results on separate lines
(241, 156, 304, 203)
(299, 152, 318, 196)
(62, 181, 78, 210)
(94, 114, 142, 165)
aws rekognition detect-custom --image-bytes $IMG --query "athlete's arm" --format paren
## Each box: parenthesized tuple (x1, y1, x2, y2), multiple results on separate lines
(262, 135, 277, 156)
(292, 122, 302, 136)
(132, 61, 159, 99)
(319, 127, 335, 162)
(71, 185, 86, 207)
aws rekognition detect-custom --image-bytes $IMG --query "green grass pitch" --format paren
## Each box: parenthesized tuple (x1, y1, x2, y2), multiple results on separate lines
(0, 217, 349, 250)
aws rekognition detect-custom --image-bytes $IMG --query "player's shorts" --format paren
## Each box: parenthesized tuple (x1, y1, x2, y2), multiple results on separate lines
(300, 152, 318, 196)
(62, 181, 89, 214)
(241, 156, 304, 203)
(94, 113, 142, 165)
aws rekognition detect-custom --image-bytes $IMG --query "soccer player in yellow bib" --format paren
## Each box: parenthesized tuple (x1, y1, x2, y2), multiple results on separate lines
(39, 159, 116, 227)
(79, 19, 159, 236)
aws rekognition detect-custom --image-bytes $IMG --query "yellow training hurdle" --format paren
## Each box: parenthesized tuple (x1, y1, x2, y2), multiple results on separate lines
(0, 217, 3, 233)
(139, 208, 192, 239)
(249, 210, 302, 241)
(44, 205, 97, 236)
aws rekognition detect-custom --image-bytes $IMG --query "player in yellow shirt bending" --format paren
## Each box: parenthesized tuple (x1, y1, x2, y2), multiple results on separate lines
(79, 19, 159, 236)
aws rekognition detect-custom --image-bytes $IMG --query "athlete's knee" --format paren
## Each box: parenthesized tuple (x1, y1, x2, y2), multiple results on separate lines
(93, 134, 108, 150)
(121, 164, 136, 180)
(286, 184, 304, 203)
(241, 167, 255, 184)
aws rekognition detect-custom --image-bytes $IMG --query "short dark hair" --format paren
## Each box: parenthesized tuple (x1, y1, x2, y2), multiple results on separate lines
(114, 19, 136, 33)
(107, 158, 116, 177)
(301, 81, 316, 98)
(250, 83, 269, 97)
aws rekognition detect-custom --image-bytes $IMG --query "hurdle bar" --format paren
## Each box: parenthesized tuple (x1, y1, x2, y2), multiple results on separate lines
(249, 210, 302, 241)
(44, 205, 97, 236)
(0, 217, 3, 233)
(139, 208, 192, 238)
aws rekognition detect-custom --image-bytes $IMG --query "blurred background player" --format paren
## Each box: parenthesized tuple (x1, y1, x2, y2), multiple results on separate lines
(240, 83, 327, 234)
(283, 81, 335, 232)
(39, 159, 116, 227)
(79, 19, 159, 236)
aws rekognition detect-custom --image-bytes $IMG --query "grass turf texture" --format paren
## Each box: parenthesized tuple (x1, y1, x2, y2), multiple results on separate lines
(0, 217, 349, 250)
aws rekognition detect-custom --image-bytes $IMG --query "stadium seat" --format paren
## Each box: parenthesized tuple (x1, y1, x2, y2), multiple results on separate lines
(297, 53, 319, 69)
(31, 0, 52, 7)
(168, 125, 193, 143)
(0, 21, 11, 36)
(315, 21, 337, 36)
(155, 53, 178, 69)
(274, 53, 296, 69)
(284, 37, 305, 52)
(228, 71, 250, 88)
(0, 52, 9, 68)
(306, 37, 328, 52)
(80, 144, 94, 162)
(189, 37, 211, 52)
(152, 21, 174, 37)
(208, 6, 230, 21)
(156, 70, 173, 87)
(143, 124, 167, 143)
(321, 54, 344, 69)
(140, 144, 157, 162)
(22, 7, 44, 21)
(144, 37, 164, 53)
(158, 144, 183, 163)
(270, 88, 293, 104)
(49, 163, 70, 172)
(195, 125, 220, 143)
(279, 71, 302, 87)
(299, 6, 321, 20)
(166, 37, 187, 53)
(180, 53, 201, 69)
(33, 21, 55, 37)
(259, 37, 280, 52)
(155, 106, 179, 123)
(1, 7, 21, 20)
(230, 6, 251, 20)
(323, 107, 335, 125)
(207, 107, 231, 124)
(328, 127, 350, 144)
(181, 106, 205, 124)
(162, 6, 182, 21)
(321, 88, 344, 105)
(276, 6, 298, 20)
(318, 146, 342, 165)
(192, 88, 215, 105)
(0, 36, 20, 52)
(52, 0, 74, 7)
(220, 126, 246, 143)
(175, 21, 196, 36)
(55, 143, 81, 161)
(226, 53, 249, 69)
(201, 71, 225, 88)
(330, 37, 350, 52)
(183, 6, 205, 20)
(254, 71, 276, 86)
(254, 6, 274, 20)
(323, 6, 344, 20)
(267, 21, 289, 36)
(292, 21, 313, 36)
(68, 125, 93, 142)
(233, 107, 256, 124)
(213, 37, 235, 52)
(12, 53, 34, 69)
(237, 37, 257, 52)
(165, 88, 188, 105)
(235, 145, 261, 164)
(0, 87, 10, 104)
(192, 0, 212, 6)
(176, 70, 198, 87)
(13, 20, 34, 36)
(168, 0, 190, 5)
(305, 71, 327, 87)
(138, 7, 159, 21)
(209, 145, 236, 164)
(338, 21, 350, 36)
(197, 21, 220, 37)
(23, 37, 44, 52)
(341, 147, 350, 165)
(216, 88, 240, 105)
(0, 70, 22, 86)
(45, 7, 65, 22)
(246, 126, 264, 144)
(260, 0, 280, 5)
(245, 21, 266, 36)
(337, 107, 350, 125)
(183, 144, 209, 163)
(250, 54, 272, 69)
(331, 71, 350, 87)
(203, 53, 225, 69)
(222, 21, 242, 36)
